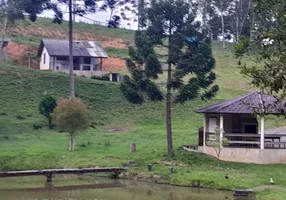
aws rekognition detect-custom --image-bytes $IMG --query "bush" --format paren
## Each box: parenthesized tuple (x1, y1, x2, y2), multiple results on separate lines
(91, 74, 110, 81)
(234, 36, 250, 58)
(53, 97, 90, 152)
(39, 96, 57, 129)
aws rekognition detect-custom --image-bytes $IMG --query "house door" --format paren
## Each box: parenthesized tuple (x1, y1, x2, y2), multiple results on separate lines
(209, 118, 217, 133)
(73, 58, 80, 70)
(112, 73, 118, 82)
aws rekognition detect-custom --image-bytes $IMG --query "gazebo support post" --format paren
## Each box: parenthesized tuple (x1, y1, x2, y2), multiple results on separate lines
(220, 114, 224, 148)
(203, 114, 207, 146)
(260, 116, 265, 150)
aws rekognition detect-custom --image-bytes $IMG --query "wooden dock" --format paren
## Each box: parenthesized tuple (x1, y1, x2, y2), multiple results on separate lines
(0, 167, 127, 182)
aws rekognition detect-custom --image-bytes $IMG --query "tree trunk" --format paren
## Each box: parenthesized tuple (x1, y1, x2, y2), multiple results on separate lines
(219, 2, 225, 48)
(48, 118, 52, 129)
(166, 63, 173, 157)
(221, 12, 225, 48)
(1, 7, 8, 63)
(69, 134, 72, 152)
(201, 0, 207, 32)
(138, 0, 144, 30)
(69, 134, 76, 152)
(236, 16, 239, 43)
(166, 24, 174, 158)
(73, 0, 76, 22)
(69, 0, 75, 97)
(72, 135, 76, 152)
(249, 0, 254, 43)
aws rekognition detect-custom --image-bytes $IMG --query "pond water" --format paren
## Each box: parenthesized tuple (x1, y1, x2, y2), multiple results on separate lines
(0, 175, 242, 200)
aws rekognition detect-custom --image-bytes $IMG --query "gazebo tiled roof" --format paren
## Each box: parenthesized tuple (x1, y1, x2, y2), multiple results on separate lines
(196, 91, 285, 114)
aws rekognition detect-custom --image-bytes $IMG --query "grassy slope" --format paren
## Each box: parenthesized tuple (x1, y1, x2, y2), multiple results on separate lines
(6, 18, 132, 59)
(7, 18, 134, 45)
(1, 32, 286, 198)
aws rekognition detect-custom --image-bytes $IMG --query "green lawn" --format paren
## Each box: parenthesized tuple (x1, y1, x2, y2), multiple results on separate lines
(0, 41, 285, 198)
(256, 189, 286, 200)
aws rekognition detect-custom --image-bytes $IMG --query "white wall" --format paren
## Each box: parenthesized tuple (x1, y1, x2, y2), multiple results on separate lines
(57, 70, 109, 78)
(199, 146, 286, 164)
(205, 114, 233, 133)
(40, 47, 51, 70)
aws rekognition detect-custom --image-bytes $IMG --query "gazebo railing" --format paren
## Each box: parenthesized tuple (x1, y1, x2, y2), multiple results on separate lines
(205, 132, 286, 149)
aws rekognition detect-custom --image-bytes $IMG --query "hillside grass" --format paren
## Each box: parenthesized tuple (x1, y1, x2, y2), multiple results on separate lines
(7, 17, 134, 47)
(0, 36, 286, 197)
(105, 47, 129, 59)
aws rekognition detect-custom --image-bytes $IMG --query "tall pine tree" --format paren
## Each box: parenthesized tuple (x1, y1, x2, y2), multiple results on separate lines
(121, 0, 218, 157)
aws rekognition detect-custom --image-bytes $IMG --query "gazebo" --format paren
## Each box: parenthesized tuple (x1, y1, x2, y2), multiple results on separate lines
(195, 91, 286, 164)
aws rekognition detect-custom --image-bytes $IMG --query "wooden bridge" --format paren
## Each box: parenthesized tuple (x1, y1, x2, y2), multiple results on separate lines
(0, 167, 127, 182)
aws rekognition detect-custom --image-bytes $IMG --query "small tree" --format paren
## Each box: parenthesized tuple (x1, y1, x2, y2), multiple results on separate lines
(53, 97, 90, 152)
(206, 127, 228, 166)
(39, 96, 57, 129)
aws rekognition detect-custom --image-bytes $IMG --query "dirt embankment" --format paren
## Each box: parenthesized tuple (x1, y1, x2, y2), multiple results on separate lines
(102, 58, 126, 72)
(3, 42, 39, 69)
(4, 42, 127, 71)
(5, 23, 128, 71)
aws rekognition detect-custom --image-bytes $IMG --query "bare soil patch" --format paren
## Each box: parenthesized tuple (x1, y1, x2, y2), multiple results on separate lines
(5, 42, 30, 58)
(104, 127, 130, 133)
(3, 42, 39, 69)
(102, 58, 126, 72)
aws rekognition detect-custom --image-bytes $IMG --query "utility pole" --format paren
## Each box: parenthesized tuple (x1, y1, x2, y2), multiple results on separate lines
(69, 0, 75, 97)
(73, 0, 76, 22)
(1, 1, 8, 63)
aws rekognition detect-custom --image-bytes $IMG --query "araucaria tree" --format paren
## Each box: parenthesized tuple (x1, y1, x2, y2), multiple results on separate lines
(121, 0, 218, 157)
(53, 98, 90, 152)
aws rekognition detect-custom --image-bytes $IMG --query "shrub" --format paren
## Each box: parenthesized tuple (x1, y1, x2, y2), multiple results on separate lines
(39, 96, 57, 129)
(91, 74, 110, 81)
(53, 97, 90, 152)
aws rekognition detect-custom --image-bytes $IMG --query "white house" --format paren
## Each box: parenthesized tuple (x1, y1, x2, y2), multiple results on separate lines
(0, 38, 10, 64)
(37, 39, 109, 78)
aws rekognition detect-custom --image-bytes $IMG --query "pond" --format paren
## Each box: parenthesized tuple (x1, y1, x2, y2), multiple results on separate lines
(0, 175, 249, 200)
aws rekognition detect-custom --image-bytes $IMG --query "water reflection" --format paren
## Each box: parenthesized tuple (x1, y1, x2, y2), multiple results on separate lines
(0, 175, 250, 200)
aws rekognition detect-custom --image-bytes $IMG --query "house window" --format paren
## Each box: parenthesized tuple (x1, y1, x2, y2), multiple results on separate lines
(208, 117, 217, 133)
(74, 65, 80, 70)
(82, 65, 91, 71)
(43, 53, 46, 64)
(84, 57, 91, 64)
(56, 56, 68, 61)
(73, 57, 79, 64)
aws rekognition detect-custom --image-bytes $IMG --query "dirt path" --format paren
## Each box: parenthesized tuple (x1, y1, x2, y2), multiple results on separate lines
(251, 185, 283, 191)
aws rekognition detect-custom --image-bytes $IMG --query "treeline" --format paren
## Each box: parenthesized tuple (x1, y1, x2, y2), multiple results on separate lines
(196, 0, 252, 45)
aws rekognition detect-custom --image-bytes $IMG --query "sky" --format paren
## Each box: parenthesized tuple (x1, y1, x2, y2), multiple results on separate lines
(38, 1, 139, 30)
